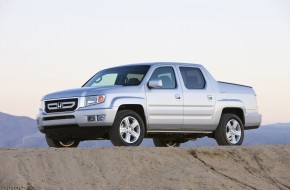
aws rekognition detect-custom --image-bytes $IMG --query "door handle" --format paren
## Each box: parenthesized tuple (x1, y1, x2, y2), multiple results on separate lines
(207, 95, 213, 101)
(175, 94, 181, 99)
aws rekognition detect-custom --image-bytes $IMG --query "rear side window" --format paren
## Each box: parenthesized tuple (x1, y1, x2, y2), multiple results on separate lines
(179, 67, 206, 89)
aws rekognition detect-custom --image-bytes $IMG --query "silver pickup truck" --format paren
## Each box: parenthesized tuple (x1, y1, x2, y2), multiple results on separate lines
(37, 62, 261, 148)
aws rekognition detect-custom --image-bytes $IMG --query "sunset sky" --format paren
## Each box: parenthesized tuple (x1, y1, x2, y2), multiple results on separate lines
(0, 0, 289, 124)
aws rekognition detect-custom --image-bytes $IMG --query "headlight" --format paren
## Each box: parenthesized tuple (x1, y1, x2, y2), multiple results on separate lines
(85, 95, 106, 106)
(40, 100, 45, 110)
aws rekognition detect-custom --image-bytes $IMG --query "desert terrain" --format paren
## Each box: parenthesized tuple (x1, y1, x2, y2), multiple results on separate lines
(0, 145, 290, 190)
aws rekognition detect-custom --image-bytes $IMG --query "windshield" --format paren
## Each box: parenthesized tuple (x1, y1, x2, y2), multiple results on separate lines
(83, 65, 151, 87)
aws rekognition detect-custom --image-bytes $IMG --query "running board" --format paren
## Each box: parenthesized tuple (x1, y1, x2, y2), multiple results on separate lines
(147, 130, 212, 134)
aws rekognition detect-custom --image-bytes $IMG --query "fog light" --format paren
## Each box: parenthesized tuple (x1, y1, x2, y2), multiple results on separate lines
(87, 115, 96, 122)
(97, 114, 106, 121)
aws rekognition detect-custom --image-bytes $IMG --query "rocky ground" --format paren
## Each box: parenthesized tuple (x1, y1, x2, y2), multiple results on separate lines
(0, 145, 290, 190)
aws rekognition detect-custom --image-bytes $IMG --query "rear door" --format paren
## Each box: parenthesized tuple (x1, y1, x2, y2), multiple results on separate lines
(178, 66, 216, 131)
(145, 66, 183, 131)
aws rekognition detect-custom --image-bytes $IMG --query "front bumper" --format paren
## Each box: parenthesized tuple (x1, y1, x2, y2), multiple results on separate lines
(37, 107, 118, 132)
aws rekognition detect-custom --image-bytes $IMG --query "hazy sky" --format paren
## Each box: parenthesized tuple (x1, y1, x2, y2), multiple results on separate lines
(0, 0, 289, 124)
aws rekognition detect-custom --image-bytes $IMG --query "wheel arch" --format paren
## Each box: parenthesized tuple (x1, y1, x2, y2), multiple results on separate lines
(221, 107, 245, 125)
(117, 104, 147, 133)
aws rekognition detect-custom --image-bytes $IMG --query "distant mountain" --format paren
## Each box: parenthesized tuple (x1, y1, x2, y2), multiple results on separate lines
(0, 112, 38, 147)
(0, 112, 289, 147)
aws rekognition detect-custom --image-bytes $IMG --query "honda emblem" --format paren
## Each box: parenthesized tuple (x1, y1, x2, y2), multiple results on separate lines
(57, 102, 62, 109)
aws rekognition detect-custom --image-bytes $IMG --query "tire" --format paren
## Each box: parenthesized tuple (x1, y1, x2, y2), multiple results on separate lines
(45, 134, 79, 148)
(153, 138, 181, 147)
(109, 110, 145, 146)
(215, 114, 244, 146)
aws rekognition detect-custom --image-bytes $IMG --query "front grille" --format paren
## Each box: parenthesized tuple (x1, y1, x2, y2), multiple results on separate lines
(45, 98, 78, 113)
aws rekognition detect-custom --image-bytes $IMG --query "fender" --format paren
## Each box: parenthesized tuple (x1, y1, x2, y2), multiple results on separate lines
(110, 96, 147, 122)
(212, 99, 246, 130)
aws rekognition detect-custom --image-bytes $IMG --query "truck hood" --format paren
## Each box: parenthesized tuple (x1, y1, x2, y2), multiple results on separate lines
(42, 86, 122, 100)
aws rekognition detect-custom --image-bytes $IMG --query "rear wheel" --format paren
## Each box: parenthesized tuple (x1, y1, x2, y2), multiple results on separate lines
(45, 135, 79, 148)
(153, 138, 181, 147)
(109, 110, 145, 146)
(215, 114, 244, 146)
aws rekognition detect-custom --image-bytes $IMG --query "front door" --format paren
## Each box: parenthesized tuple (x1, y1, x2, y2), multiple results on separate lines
(145, 66, 183, 131)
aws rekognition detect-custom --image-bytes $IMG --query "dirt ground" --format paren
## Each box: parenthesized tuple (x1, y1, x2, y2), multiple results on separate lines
(0, 145, 290, 190)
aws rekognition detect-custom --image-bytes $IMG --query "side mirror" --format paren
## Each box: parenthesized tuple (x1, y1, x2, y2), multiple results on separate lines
(148, 79, 163, 89)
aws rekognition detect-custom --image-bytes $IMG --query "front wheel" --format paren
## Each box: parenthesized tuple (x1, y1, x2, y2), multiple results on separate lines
(215, 114, 244, 146)
(153, 138, 181, 147)
(109, 110, 145, 146)
(45, 135, 80, 148)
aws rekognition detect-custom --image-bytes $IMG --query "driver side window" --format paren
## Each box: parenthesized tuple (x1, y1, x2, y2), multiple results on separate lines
(150, 67, 177, 89)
